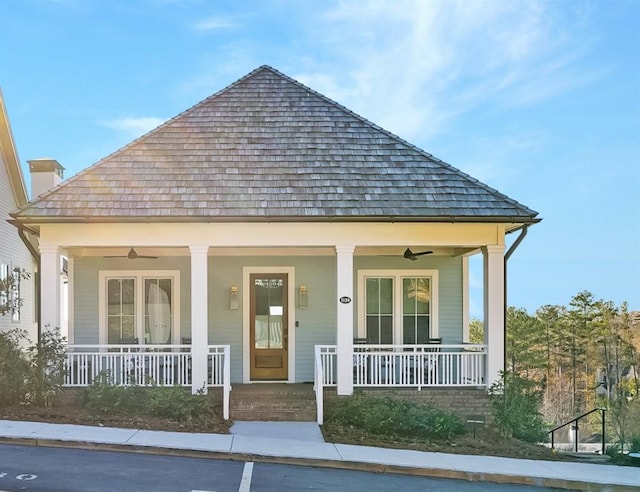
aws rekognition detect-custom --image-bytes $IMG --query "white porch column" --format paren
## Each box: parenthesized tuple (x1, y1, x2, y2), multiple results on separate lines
(336, 244, 354, 395)
(40, 245, 61, 333)
(483, 244, 505, 387)
(190, 245, 209, 394)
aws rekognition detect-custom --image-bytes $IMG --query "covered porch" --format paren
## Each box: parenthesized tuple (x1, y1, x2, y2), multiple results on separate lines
(39, 221, 507, 422)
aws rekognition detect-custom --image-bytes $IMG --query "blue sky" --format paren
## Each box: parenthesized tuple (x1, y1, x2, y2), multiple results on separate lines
(1, 0, 638, 315)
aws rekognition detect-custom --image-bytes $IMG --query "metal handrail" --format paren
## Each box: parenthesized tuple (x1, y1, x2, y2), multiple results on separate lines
(548, 408, 606, 454)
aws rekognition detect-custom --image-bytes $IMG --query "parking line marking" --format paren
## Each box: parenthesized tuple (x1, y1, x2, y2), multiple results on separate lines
(239, 462, 253, 492)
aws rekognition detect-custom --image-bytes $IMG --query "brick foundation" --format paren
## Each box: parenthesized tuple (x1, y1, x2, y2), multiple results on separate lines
(324, 387, 494, 426)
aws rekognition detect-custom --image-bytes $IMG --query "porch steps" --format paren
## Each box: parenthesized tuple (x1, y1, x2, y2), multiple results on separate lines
(230, 383, 317, 422)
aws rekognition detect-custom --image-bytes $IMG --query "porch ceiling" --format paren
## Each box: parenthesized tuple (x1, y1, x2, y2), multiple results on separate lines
(66, 245, 477, 258)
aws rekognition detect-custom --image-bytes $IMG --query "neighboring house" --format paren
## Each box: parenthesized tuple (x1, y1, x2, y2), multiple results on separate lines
(10, 66, 540, 420)
(0, 89, 37, 339)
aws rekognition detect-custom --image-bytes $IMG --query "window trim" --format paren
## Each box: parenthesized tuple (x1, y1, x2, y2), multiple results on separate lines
(98, 270, 180, 345)
(357, 269, 439, 343)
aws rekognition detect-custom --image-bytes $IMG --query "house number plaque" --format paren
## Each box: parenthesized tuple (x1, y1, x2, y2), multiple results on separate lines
(339, 296, 352, 304)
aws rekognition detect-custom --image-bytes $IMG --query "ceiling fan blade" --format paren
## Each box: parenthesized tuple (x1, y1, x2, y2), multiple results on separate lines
(127, 248, 158, 260)
(404, 248, 433, 261)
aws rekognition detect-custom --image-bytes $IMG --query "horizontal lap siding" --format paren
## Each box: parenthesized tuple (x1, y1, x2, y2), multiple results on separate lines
(354, 256, 463, 342)
(73, 256, 191, 344)
(0, 154, 35, 338)
(72, 254, 463, 382)
(210, 256, 336, 383)
(294, 257, 336, 382)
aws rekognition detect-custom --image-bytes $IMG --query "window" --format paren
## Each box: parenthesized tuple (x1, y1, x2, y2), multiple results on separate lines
(358, 270, 438, 344)
(100, 271, 180, 345)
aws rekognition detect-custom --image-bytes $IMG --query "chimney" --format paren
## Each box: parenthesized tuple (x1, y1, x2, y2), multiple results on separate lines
(28, 158, 64, 199)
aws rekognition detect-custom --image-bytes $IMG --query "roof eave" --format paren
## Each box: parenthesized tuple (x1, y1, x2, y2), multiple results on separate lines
(9, 214, 542, 225)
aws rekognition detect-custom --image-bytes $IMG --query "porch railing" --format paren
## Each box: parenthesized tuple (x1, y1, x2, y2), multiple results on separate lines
(63, 344, 231, 420)
(313, 343, 486, 424)
(315, 344, 486, 388)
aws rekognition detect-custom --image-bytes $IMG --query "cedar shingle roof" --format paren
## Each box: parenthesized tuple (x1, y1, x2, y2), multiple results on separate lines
(12, 66, 539, 223)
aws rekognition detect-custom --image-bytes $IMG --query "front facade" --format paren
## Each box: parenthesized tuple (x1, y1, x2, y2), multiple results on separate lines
(0, 89, 37, 339)
(10, 67, 539, 418)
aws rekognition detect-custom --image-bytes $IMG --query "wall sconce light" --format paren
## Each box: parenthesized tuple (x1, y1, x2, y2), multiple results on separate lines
(229, 286, 239, 310)
(298, 285, 309, 309)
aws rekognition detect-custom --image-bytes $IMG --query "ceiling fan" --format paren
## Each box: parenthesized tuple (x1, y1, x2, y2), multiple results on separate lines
(104, 248, 158, 260)
(403, 248, 433, 261)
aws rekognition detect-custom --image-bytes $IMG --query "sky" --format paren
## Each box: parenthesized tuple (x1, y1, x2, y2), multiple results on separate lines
(1, 0, 638, 316)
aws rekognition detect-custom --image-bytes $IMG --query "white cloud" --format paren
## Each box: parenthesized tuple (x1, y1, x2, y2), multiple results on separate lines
(101, 117, 165, 138)
(298, 0, 597, 142)
(191, 16, 239, 31)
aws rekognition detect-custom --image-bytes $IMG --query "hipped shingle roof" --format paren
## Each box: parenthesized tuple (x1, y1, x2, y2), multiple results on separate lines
(12, 66, 538, 223)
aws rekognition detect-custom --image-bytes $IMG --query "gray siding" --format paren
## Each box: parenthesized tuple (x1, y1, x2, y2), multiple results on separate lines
(73, 256, 191, 344)
(0, 151, 35, 338)
(72, 254, 463, 383)
(354, 255, 463, 343)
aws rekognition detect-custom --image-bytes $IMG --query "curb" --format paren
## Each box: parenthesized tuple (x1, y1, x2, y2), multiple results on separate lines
(0, 436, 634, 492)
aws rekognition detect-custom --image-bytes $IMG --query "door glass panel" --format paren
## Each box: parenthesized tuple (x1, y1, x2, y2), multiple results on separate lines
(144, 278, 173, 344)
(254, 278, 284, 349)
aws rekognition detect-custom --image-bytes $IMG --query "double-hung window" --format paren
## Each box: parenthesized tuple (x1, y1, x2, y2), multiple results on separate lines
(100, 271, 180, 345)
(358, 270, 438, 344)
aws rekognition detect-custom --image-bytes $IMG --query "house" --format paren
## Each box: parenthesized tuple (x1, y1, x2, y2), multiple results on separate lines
(0, 89, 37, 340)
(10, 66, 540, 421)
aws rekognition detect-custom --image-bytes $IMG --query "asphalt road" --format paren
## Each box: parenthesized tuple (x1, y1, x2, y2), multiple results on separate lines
(0, 444, 567, 491)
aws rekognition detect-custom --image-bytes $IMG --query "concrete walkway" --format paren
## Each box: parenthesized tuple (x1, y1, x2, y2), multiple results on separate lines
(0, 420, 637, 491)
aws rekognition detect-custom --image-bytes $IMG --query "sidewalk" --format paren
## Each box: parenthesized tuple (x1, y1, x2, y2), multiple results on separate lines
(0, 420, 637, 491)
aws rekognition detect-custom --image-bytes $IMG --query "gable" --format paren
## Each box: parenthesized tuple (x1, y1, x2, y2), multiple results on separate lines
(12, 66, 538, 224)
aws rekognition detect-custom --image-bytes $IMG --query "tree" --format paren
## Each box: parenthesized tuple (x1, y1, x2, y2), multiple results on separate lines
(469, 318, 484, 344)
(0, 266, 30, 318)
(506, 307, 546, 379)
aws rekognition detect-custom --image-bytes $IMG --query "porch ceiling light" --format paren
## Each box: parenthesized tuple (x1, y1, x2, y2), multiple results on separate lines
(403, 248, 433, 261)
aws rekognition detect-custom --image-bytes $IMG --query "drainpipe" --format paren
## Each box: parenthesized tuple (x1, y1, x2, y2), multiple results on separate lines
(503, 224, 529, 374)
(16, 224, 41, 343)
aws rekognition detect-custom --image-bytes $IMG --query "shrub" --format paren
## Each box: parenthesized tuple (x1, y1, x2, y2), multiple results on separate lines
(0, 327, 66, 407)
(26, 327, 67, 406)
(81, 375, 210, 422)
(0, 329, 31, 406)
(489, 371, 548, 443)
(324, 393, 465, 441)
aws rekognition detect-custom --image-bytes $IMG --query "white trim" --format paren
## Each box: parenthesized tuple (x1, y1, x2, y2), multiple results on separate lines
(357, 269, 439, 343)
(67, 257, 74, 344)
(98, 270, 181, 345)
(242, 266, 296, 384)
(462, 256, 469, 343)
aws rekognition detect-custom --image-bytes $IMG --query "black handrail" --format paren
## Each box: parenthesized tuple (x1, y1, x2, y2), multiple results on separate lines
(548, 408, 606, 454)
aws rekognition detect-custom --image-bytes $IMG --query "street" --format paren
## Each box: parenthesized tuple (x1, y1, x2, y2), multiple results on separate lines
(0, 444, 566, 491)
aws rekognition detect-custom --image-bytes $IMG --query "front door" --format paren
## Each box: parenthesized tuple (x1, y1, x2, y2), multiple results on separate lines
(250, 273, 288, 380)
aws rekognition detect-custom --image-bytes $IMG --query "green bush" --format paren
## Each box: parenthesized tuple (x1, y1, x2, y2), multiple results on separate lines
(489, 371, 548, 443)
(81, 375, 210, 422)
(26, 327, 67, 406)
(324, 393, 465, 441)
(0, 329, 31, 406)
(0, 327, 66, 407)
